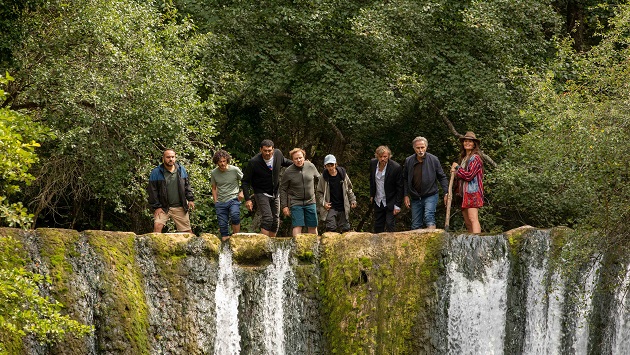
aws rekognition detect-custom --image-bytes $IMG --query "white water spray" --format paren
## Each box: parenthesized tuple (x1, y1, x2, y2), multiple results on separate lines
(522, 236, 564, 355)
(612, 263, 630, 354)
(572, 260, 600, 354)
(263, 244, 294, 355)
(214, 244, 241, 355)
(447, 239, 510, 355)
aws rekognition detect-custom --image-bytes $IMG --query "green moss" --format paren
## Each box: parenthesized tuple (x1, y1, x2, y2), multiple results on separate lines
(36, 229, 81, 295)
(505, 226, 536, 258)
(319, 231, 446, 354)
(230, 234, 272, 265)
(359, 256, 372, 269)
(36, 228, 96, 354)
(86, 230, 149, 354)
(144, 233, 197, 302)
(295, 233, 319, 263)
(198, 233, 221, 258)
(294, 264, 319, 296)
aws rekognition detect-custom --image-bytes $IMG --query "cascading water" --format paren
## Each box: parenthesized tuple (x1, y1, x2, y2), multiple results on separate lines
(446, 235, 510, 355)
(231, 239, 311, 354)
(262, 242, 299, 355)
(444, 229, 607, 355)
(612, 263, 630, 354)
(7, 227, 630, 355)
(214, 244, 242, 355)
(522, 231, 564, 355)
(571, 259, 600, 354)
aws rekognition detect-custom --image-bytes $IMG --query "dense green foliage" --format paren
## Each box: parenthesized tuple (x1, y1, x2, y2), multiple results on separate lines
(177, 0, 559, 160)
(4, 0, 218, 232)
(0, 73, 50, 227)
(0, 234, 93, 354)
(0, 0, 626, 237)
(492, 4, 630, 239)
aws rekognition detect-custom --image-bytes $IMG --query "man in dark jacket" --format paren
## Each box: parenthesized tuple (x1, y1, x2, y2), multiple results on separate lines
(369, 146, 403, 233)
(241, 139, 293, 237)
(148, 149, 195, 233)
(403, 137, 449, 229)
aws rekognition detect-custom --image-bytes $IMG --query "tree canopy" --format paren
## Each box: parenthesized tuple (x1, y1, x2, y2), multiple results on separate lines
(492, 3, 630, 238)
(0, 0, 626, 236)
(4, 0, 218, 232)
(0, 73, 50, 227)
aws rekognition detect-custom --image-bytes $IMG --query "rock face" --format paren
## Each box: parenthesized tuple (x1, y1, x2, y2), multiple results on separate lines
(0, 226, 629, 354)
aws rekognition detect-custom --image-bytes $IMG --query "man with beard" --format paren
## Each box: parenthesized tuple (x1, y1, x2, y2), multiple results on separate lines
(148, 149, 195, 233)
(241, 139, 293, 237)
(369, 146, 403, 233)
(402, 137, 449, 230)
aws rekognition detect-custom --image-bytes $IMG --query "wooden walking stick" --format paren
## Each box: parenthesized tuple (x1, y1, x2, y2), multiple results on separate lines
(444, 171, 456, 231)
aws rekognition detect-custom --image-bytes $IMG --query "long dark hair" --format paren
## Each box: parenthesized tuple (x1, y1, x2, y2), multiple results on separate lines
(458, 140, 481, 163)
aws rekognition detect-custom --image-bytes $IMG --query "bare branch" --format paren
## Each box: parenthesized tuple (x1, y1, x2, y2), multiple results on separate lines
(8, 102, 41, 110)
(434, 105, 463, 138)
(434, 104, 497, 168)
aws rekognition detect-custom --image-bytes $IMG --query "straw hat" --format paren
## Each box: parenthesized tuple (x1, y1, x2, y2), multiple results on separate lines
(459, 131, 480, 144)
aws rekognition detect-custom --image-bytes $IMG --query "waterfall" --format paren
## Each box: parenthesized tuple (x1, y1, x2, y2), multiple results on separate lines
(446, 235, 510, 355)
(233, 239, 310, 354)
(612, 263, 630, 353)
(262, 242, 297, 355)
(444, 230, 603, 355)
(7, 227, 630, 355)
(522, 232, 564, 355)
(214, 244, 242, 355)
(523, 267, 564, 354)
(571, 259, 600, 354)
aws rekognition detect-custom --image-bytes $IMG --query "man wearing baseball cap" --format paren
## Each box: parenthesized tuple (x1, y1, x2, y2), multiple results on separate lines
(316, 154, 357, 233)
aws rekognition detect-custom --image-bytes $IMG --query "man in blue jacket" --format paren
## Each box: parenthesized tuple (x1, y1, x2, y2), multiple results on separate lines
(148, 149, 195, 233)
(403, 137, 449, 230)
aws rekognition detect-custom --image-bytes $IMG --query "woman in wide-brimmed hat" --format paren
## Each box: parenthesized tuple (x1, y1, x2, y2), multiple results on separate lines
(450, 131, 484, 233)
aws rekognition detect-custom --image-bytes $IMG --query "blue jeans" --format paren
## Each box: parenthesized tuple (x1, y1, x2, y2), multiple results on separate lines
(410, 193, 438, 229)
(215, 198, 241, 237)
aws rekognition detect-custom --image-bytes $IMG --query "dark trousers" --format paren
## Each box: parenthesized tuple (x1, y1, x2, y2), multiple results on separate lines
(373, 202, 395, 233)
(325, 209, 351, 232)
(253, 193, 280, 233)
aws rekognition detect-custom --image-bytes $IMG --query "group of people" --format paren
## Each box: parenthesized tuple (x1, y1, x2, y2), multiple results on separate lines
(147, 133, 485, 240)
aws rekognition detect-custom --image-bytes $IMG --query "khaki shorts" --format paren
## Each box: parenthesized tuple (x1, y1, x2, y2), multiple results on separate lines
(154, 207, 191, 232)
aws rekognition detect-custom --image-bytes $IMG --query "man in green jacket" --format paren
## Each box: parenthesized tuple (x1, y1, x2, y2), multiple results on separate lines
(280, 148, 320, 236)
